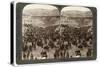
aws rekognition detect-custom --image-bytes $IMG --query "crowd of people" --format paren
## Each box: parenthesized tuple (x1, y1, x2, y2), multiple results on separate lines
(22, 24, 93, 60)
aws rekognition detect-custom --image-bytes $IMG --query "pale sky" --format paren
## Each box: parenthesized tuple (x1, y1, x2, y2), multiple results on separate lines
(23, 4, 59, 16)
(23, 4, 57, 10)
(61, 6, 91, 12)
(22, 5, 92, 27)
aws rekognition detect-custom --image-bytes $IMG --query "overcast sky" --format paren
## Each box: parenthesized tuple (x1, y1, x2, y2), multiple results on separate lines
(22, 4, 92, 28)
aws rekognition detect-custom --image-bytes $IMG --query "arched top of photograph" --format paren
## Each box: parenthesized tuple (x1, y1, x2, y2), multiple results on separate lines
(22, 4, 59, 16)
(61, 6, 93, 17)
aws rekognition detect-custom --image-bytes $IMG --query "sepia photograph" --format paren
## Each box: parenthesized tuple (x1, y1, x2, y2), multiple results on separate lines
(21, 4, 94, 61)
